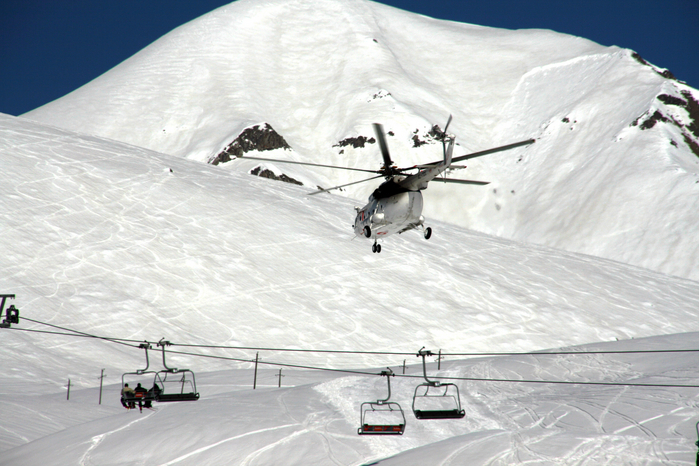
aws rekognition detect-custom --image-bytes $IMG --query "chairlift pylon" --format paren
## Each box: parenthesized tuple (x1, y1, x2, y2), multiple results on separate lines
(358, 369, 406, 435)
(0, 294, 19, 328)
(412, 348, 465, 420)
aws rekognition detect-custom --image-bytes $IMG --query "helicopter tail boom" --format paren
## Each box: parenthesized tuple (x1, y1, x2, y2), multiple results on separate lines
(397, 137, 455, 191)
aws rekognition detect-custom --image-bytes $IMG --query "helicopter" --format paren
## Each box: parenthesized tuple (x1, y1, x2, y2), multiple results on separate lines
(238, 116, 534, 253)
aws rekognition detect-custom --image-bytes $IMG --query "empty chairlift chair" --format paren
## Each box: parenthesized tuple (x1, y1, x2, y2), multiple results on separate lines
(358, 369, 406, 435)
(412, 348, 465, 420)
(153, 369, 200, 402)
(153, 339, 200, 402)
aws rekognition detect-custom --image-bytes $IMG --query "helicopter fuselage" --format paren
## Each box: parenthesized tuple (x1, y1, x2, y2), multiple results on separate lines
(353, 180, 425, 240)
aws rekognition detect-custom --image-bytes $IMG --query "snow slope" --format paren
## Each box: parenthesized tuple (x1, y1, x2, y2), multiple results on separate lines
(2, 112, 699, 464)
(23, 0, 699, 280)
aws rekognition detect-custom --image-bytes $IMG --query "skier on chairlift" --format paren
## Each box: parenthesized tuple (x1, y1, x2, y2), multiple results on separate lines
(121, 383, 135, 409)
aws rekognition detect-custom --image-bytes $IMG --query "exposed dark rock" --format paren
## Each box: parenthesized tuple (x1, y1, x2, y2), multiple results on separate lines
(681, 91, 699, 139)
(334, 136, 376, 149)
(683, 134, 699, 158)
(631, 52, 649, 67)
(428, 124, 447, 140)
(412, 135, 428, 147)
(371, 90, 391, 100)
(639, 111, 669, 130)
(412, 124, 446, 147)
(657, 94, 687, 107)
(210, 123, 291, 165)
(631, 52, 677, 80)
(632, 91, 699, 158)
(250, 166, 303, 186)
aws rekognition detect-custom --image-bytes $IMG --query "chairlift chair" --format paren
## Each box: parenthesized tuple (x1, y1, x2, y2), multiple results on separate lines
(358, 369, 406, 435)
(120, 342, 158, 408)
(152, 339, 199, 402)
(412, 348, 465, 420)
(121, 340, 200, 405)
(153, 369, 200, 402)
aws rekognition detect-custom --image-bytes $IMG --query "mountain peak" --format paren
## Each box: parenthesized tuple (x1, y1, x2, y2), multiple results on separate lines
(23, 0, 699, 279)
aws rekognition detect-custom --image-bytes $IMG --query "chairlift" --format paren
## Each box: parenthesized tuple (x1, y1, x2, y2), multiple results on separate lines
(152, 339, 200, 402)
(412, 348, 465, 420)
(358, 369, 406, 435)
(121, 340, 199, 406)
(121, 342, 157, 409)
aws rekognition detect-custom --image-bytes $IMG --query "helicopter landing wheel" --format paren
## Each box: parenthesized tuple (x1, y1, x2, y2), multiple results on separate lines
(372, 242, 381, 253)
(424, 227, 432, 240)
(364, 226, 371, 238)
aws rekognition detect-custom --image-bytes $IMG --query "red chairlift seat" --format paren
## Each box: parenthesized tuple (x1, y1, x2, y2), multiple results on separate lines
(121, 341, 200, 405)
(357, 369, 406, 435)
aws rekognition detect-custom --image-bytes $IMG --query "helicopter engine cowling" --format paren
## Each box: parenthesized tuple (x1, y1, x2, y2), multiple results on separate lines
(371, 212, 386, 225)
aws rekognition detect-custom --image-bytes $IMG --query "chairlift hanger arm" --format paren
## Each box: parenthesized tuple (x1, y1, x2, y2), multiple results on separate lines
(137, 342, 152, 373)
(417, 348, 440, 386)
(158, 338, 181, 372)
(377, 368, 395, 403)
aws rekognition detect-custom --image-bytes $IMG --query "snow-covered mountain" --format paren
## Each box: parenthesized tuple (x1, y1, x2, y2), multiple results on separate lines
(23, 0, 699, 280)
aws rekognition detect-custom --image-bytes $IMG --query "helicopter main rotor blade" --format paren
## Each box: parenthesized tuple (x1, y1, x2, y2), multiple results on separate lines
(373, 123, 393, 169)
(308, 174, 385, 195)
(443, 114, 453, 135)
(450, 139, 535, 164)
(237, 155, 379, 174)
(420, 138, 535, 168)
(432, 177, 490, 185)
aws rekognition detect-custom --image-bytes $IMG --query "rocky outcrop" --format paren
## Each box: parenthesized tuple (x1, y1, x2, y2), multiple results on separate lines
(210, 123, 291, 165)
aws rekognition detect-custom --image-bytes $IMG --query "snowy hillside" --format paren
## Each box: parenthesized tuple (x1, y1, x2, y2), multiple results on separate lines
(2, 110, 699, 464)
(23, 0, 699, 281)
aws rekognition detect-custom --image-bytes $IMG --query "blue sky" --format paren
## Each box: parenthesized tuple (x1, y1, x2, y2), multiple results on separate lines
(1, 0, 697, 116)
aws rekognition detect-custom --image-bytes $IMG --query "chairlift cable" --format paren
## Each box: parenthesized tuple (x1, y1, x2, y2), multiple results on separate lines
(11, 316, 699, 388)
(164, 348, 699, 389)
(171, 342, 415, 356)
(163, 342, 699, 358)
(7, 324, 140, 348)
(17, 315, 699, 358)
(164, 347, 382, 376)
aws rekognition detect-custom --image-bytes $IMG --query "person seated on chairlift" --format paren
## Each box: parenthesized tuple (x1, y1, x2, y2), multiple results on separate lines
(144, 383, 161, 408)
(134, 383, 148, 412)
(121, 383, 135, 409)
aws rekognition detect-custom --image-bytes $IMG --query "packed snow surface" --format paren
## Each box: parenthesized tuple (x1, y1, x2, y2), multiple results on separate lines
(24, 0, 699, 280)
(2, 111, 699, 464)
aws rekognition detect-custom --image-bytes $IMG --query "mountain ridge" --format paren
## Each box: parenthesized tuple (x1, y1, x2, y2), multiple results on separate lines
(22, 0, 699, 281)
